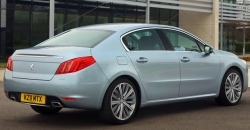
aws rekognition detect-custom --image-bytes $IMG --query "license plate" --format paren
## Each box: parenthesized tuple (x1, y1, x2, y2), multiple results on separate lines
(20, 93, 46, 105)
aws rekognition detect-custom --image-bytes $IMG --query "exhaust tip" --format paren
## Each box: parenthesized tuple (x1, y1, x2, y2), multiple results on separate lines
(51, 102, 63, 108)
(10, 95, 16, 101)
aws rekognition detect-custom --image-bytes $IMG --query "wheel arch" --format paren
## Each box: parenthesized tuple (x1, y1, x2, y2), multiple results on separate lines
(101, 75, 142, 109)
(217, 65, 244, 95)
(224, 66, 244, 85)
(228, 66, 243, 81)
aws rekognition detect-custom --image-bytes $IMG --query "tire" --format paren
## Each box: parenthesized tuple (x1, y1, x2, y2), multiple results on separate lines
(100, 78, 139, 124)
(31, 105, 62, 115)
(216, 69, 243, 106)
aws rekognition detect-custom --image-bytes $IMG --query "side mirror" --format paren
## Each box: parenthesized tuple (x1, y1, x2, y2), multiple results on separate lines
(204, 46, 213, 54)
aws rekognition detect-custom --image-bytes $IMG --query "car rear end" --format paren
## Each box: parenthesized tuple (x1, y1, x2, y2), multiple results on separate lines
(4, 28, 114, 110)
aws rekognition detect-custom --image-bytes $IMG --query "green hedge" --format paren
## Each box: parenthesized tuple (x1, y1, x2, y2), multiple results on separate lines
(0, 63, 6, 68)
(235, 42, 250, 53)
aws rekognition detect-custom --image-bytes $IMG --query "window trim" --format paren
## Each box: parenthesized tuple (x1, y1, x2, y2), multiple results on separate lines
(121, 27, 212, 52)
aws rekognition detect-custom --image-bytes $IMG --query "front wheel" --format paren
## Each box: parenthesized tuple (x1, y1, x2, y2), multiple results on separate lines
(100, 78, 139, 124)
(31, 105, 62, 115)
(216, 69, 243, 106)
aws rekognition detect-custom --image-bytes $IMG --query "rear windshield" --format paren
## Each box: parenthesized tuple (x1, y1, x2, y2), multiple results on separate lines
(37, 29, 114, 47)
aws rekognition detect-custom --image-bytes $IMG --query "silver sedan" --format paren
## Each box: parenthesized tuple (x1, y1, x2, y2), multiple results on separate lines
(4, 23, 248, 124)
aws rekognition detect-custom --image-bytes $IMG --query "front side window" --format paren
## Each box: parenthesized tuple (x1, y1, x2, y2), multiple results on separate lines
(162, 29, 201, 52)
(37, 29, 114, 48)
(122, 29, 165, 51)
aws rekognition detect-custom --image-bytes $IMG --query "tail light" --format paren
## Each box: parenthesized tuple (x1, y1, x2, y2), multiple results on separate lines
(7, 56, 13, 71)
(61, 97, 75, 101)
(55, 56, 96, 74)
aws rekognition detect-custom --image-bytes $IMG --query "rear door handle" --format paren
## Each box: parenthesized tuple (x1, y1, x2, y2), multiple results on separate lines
(136, 57, 148, 63)
(180, 57, 190, 63)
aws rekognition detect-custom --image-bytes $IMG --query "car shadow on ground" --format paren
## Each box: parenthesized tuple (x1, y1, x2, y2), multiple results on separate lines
(11, 99, 221, 127)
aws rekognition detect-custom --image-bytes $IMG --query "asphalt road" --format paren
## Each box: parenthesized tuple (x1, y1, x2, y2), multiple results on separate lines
(1, 82, 250, 130)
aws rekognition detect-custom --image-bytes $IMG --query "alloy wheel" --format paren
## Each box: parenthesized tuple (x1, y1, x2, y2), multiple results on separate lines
(225, 73, 242, 103)
(111, 83, 136, 120)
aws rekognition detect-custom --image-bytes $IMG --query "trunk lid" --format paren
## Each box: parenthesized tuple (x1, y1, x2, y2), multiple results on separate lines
(12, 46, 92, 81)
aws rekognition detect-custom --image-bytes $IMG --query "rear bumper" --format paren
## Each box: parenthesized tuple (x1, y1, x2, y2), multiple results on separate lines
(3, 64, 110, 110)
(7, 91, 66, 108)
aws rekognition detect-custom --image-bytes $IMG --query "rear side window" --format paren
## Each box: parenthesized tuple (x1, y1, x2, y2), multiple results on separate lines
(37, 29, 114, 48)
(122, 29, 165, 51)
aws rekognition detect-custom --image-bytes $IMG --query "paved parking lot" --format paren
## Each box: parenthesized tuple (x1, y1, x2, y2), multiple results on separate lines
(0, 81, 250, 129)
(0, 63, 250, 129)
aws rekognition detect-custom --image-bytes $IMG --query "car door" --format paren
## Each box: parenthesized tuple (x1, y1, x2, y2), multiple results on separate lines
(161, 29, 221, 97)
(122, 29, 180, 100)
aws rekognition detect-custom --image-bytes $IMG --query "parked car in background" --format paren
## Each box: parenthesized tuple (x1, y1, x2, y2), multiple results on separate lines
(4, 23, 248, 124)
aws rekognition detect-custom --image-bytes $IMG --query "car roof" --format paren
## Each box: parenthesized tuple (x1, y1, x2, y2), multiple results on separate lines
(72, 23, 207, 46)
(74, 23, 180, 32)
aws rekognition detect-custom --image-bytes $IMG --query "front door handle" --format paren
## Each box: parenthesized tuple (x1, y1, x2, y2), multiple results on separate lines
(136, 57, 148, 63)
(180, 57, 190, 63)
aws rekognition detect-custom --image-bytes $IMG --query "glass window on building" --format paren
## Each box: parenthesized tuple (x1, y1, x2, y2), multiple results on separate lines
(14, 4, 30, 50)
(98, 9, 109, 24)
(124, 6, 137, 23)
(113, 4, 125, 23)
(54, 0, 83, 34)
(150, 8, 159, 24)
(32, 3, 49, 46)
(9, 0, 49, 50)
(150, 8, 178, 26)
(135, 8, 146, 23)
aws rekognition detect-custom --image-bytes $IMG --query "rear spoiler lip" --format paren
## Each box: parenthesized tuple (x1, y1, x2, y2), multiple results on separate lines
(15, 54, 64, 59)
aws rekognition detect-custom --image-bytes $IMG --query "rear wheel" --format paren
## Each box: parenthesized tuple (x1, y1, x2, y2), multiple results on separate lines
(216, 69, 243, 106)
(100, 78, 139, 124)
(31, 105, 62, 115)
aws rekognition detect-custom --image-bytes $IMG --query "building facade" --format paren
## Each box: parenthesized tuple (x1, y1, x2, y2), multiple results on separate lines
(0, 0, 249, 61)
(220, 0, 250, 53)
